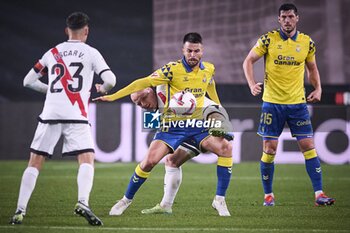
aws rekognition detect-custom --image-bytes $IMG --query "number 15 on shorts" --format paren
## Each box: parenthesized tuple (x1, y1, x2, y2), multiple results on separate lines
(260, 112, 272, 125)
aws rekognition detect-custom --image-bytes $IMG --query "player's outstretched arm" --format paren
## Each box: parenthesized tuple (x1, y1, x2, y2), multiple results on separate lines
(93, 77, 152, 102)
(130, 88, 152, 103)
(93, 67, 170, 102)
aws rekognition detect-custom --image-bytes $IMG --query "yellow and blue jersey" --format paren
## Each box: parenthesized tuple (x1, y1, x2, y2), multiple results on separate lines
(152, 58, 216, 120)
(253, 29, 316, 104)
(104, 57, 218, 121)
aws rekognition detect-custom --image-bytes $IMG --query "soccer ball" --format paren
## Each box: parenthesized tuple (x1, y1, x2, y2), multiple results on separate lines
(169, 91, 197, 115)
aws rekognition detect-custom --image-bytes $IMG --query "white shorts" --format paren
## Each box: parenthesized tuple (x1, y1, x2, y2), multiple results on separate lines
(30, 122, 94, 158)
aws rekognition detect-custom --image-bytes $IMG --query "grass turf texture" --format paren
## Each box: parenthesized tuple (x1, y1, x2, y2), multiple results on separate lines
(0, 161, 349, 233)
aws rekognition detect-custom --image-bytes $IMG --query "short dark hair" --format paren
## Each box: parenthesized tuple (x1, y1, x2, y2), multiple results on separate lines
(183, 32, 202, 44)
(279, 3, 298, 15)
(66, 12, 89, 30)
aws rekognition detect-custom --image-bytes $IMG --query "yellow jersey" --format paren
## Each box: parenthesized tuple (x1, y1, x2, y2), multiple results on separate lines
(253, 29, 316, 104)
(105, 57, 219, 121)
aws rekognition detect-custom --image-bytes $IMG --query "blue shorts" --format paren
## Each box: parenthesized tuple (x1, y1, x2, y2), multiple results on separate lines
(257, 102, 313, 139)
(153, 124, 209, 153)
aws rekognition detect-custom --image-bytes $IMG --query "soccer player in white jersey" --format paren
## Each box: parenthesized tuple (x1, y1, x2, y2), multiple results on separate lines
(130, 87, 233, 215)
(9, 12, 116, 226)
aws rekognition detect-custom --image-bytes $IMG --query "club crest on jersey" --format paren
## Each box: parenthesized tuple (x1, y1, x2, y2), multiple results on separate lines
(296, 45, 301, 52)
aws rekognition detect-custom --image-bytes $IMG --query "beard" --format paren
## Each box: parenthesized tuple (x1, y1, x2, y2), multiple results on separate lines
(187, 58, 199, 67)
(283, 25, 295, 34)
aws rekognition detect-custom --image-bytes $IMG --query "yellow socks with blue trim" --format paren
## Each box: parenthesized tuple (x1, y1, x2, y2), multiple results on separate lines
(125, 164, 150, 199)
(260, 152, 275, 194)
(216, 157, 232, 196)
(304, 149, 323, 192)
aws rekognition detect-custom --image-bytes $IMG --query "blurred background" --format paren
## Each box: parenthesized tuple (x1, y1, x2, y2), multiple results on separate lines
(0, 0, 349, 163)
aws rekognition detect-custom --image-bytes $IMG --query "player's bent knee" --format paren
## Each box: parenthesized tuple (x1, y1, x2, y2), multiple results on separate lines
(263, 140, 278, 154)
(165, 156, 181, 168)
(218, 141, 233, 157)
(263, 144, 277, 155)
(202, 138, 232, 157)
(164, 156, 176, 167)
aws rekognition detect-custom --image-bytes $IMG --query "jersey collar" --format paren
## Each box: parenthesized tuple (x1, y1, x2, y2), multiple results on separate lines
(67, 39, 83, 43)
(181, 57, 205, 73)
(279, 28, 298, 41)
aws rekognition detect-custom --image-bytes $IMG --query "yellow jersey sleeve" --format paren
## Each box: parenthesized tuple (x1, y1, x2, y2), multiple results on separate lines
(258, 30, 315, 104)
(252, 34, 269, 57)
(104, 62, 176, 101)
(306, 38, 316, 62)
(104, 69, 171, 101)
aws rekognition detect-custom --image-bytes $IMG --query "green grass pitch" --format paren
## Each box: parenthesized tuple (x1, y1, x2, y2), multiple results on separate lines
(0, 161, 349, 233)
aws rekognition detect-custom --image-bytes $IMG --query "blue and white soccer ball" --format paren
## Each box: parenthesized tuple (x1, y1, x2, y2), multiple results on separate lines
(169, 91, 197, 115)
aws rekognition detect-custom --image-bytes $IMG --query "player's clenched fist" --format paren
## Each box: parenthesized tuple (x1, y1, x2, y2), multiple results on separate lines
(250, 82, 263, 96)
(306, 89, 322, 103)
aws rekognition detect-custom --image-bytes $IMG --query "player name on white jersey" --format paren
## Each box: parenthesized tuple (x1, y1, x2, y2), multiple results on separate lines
(58, 50, 84, 58)
(37, 41, 110, 123)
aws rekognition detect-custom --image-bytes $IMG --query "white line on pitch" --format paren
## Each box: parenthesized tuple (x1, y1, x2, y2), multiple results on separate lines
(1, 226, 349, 232)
